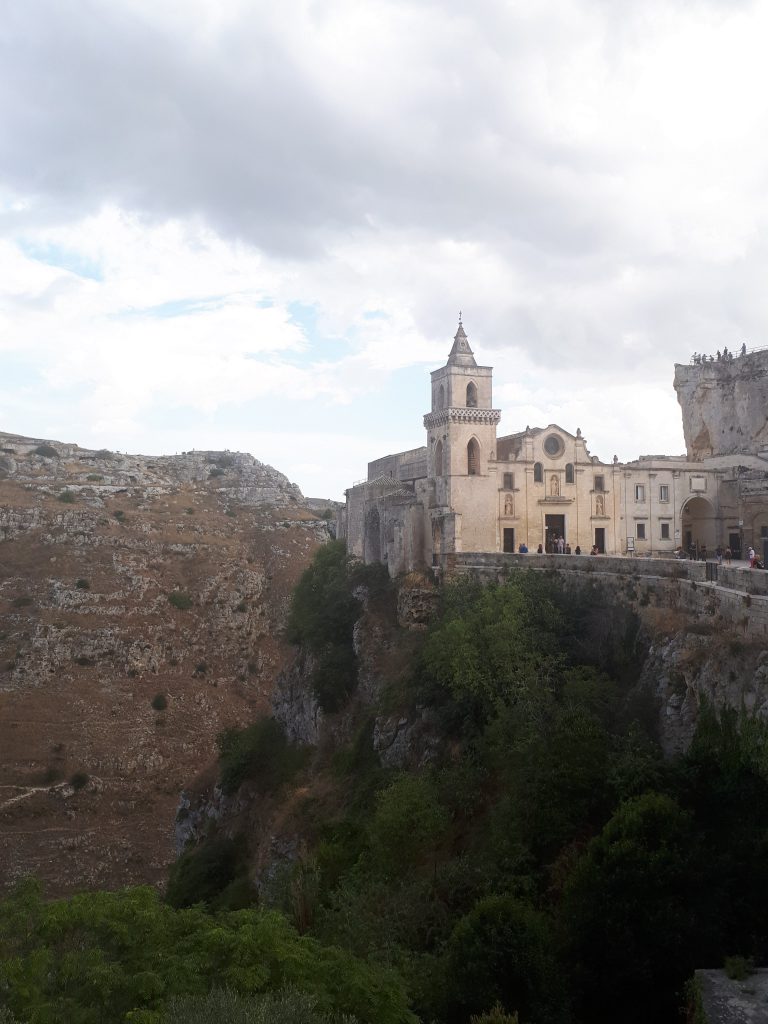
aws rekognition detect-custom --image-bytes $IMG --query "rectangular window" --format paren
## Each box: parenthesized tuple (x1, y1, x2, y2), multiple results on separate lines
(594, 475, 604, 492)
(637, 523, 646, 540)
(634, 484, 645, 502)
(659, 485, 669, 502)
(503, 472, 514, 489)
(661, 522, 670, 540)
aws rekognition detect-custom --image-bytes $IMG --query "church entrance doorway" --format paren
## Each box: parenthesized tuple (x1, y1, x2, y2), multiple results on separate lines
(729, 531, 742, 560)
(545, 514, 565, 553)
(503, 528, 515, 553)
(594, 527, 605, 553)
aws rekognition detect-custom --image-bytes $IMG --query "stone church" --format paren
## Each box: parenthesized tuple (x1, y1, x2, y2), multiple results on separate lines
(342, 321, 768, 574)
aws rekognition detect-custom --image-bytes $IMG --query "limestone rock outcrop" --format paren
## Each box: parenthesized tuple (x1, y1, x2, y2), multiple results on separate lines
(674, 350, 768, 459)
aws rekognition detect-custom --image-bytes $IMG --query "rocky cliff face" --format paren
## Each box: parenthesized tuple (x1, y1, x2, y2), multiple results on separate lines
(0, 432, 334, 895)
(640, 631, 768, 755)
(673, 350, 768, 458)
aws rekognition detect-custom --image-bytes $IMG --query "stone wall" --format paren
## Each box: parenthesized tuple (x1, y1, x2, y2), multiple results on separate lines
(441, 552, 768, 637)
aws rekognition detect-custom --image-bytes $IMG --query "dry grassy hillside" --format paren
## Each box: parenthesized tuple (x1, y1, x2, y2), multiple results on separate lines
(0, 433, 333, 894)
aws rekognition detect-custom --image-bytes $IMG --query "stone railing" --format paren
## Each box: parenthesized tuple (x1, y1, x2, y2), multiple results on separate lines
(440, 551, 768, 597)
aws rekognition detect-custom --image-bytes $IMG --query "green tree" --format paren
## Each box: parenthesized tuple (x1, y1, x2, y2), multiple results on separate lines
(444, 894, 565, 1024)
(0, 883, 416, 1024)
(419, 576, 567, 729)
(561, 792, 699, 1023)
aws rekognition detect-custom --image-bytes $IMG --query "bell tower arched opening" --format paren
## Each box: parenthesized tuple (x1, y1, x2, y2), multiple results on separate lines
(467, 438, 480, 475)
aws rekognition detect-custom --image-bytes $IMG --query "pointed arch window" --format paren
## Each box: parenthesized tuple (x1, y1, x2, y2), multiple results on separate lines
(565, 463, 574, 484)
(467, 438, 480, 475)
(533, 461, 543, 483)
(466, 381, 478, 407)
(437, 384, 445, 410)
(434, 439, 444, 477)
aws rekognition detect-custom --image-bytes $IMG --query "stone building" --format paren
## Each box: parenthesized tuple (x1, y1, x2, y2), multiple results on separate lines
(342, 322, 768, 574)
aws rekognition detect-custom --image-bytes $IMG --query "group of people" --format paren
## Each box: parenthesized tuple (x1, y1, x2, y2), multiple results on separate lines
(518, 539, 597, 556)
(748, 546, 766, 570)
(691, 343, 746, 365)
(679, 544, 764, 569)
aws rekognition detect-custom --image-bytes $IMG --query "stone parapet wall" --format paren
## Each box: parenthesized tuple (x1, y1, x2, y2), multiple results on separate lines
(446, 551, 705, 582)
(439, 552, 768, 637)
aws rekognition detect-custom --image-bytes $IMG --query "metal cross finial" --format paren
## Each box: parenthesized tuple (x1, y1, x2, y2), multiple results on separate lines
(458, 310, 462, 325)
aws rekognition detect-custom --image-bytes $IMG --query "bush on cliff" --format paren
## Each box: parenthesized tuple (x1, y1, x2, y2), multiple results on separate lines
(287, 541, 360, 650)
(286, 541, 365, 712)
(216, 716, 309, 796)
(166, 836, 248, 910)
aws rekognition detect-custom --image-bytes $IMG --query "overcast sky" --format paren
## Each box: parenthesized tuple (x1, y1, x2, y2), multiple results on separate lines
(2, 0, 768, 499)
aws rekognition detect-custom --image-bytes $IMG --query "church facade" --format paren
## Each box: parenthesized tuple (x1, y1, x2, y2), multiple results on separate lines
(342, 322, 768, 574)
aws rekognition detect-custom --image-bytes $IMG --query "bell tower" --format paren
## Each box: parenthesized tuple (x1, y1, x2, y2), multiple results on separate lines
(424, 319, 501, 553)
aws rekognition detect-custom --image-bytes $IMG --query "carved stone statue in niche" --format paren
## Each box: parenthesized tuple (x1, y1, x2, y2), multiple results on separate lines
(550, 474, 559, 496)
(504, 493, 514, 516)
(595, 493, 605, 516)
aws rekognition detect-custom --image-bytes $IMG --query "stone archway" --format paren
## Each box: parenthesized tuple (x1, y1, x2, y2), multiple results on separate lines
(681, 495, 717, 553)
(751, 509, 768, 564)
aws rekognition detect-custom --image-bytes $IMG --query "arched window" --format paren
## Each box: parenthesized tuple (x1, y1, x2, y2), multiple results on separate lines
(466, 381, 478, 407)
(534, 461, 543, 483)
(565, 463, 574, 484)
(434, 439, 443, 477)
(467, 438, 480, 475)
(438, 384, 445, 409)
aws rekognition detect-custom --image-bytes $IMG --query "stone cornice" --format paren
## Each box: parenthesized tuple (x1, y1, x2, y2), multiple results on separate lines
(424, 408, 502, 429)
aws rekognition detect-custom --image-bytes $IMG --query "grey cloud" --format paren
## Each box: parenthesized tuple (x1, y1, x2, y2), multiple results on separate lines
(0, 1, 640, 258)
(2, 0, 767, 382)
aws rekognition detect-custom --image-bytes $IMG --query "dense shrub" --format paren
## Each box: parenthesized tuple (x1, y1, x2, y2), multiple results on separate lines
(287, 541, 361, 651)
(168, 592, 193, 610)
(33, 444, 58, 458)
(217, 717, 309, 796)
(75, 578, 90, 590)
(69, 771, 89, 791)
(58, 490, 76, 503)
(151, 693, 168, 711)
(165, 987, 360, 1024)
(311, 645, 359, 713)
(166, 837, 243, 909)
(286, 543, 394, 713)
